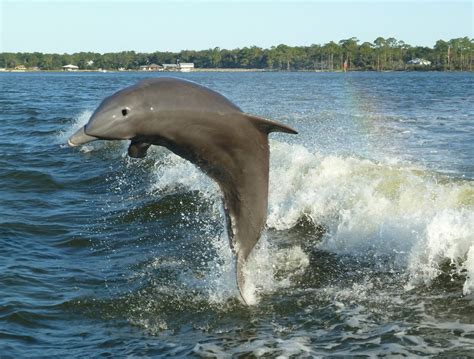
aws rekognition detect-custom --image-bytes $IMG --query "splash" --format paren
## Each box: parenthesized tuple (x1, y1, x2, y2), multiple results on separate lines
(267, 141, 474, 294)
(125, 139, 473, 303)
(407, 209, 474, 293)
(239, 234, 309, 305)
(144, 149, 310, 304)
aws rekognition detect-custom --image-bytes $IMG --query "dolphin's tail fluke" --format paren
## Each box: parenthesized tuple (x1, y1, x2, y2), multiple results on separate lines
(236, 254, 252, 305)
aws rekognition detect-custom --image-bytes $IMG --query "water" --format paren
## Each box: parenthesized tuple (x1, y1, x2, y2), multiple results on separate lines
(1, 71, 473, 357)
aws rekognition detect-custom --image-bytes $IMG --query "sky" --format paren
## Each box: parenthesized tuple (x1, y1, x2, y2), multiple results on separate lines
(0, 0, 472, 53)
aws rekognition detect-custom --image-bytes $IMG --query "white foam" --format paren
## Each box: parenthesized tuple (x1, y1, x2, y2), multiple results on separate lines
(194, 336, 313, 358)
(407, 209, 474, 293)
(146, 151, 241, 302)
(140, 139, 474, 300)
(267, 140, 474, 295)
(148, 150, 218, 197)
(145, 149, 311, 304)
(463, 247, 474, 294)
(240, 234, 310, 305)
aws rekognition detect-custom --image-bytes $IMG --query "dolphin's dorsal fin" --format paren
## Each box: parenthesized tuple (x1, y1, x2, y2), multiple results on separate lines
(245, 113, 298, 135)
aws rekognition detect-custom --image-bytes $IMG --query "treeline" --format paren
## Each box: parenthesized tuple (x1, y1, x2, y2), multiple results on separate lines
(1, 37, 472, 71)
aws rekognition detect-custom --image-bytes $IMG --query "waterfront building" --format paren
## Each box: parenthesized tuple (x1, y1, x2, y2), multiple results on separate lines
(139, 63, 163, 71)
(179, 63, 195, 72)
(407, 58, 431, 66)
(62, 64, 79, 71)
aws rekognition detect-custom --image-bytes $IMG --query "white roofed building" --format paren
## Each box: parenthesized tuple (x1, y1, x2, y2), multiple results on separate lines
(163, 63, 179, 71)
(139, 63, 163, 71)
(62, 64, 79, 71)
(407, 58, 431, 66)
(179, 63, 194, 72)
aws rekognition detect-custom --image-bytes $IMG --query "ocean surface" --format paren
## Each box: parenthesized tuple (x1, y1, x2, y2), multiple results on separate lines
(1, 71, 473, 357)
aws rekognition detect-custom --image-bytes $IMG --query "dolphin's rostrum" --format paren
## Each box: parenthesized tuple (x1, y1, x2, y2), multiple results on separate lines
(69, 77, 297, 304)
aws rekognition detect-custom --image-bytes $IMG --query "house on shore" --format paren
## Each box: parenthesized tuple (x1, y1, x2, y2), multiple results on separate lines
(162, 63, 179, 71)
(14, 65, 27, 71)
(139, 63, 163, 71)
(179, 63, 195, 72)
(62, 64, 79, 71)
(407, 58, 431, 66)
(162, 62, 195, 72)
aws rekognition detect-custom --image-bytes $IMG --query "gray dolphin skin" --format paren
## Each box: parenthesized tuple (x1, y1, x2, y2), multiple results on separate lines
(68, 77, 297, 304)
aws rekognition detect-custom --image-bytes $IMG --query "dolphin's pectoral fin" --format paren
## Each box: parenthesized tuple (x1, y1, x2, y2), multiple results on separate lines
(128, 140, 151, 158)
(244, 113, 298, 135)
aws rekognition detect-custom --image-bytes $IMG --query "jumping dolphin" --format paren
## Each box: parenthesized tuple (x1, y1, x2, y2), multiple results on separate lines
(68, 77, 297, 304)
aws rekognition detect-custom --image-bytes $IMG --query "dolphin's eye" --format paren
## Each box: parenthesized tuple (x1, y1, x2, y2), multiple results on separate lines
(121, 108, 129, 116)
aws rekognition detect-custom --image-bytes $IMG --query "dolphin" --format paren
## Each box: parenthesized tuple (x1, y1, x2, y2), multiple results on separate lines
(68, 77, 297, 304)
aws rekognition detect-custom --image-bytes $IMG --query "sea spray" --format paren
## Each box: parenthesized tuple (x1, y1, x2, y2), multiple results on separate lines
(145, 148, 310, 304)
(407, 208, 474, 294)
(268, 140, 474, 294)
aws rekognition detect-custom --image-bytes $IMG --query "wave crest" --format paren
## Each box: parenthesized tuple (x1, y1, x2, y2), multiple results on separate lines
(268, 141, 474, 294)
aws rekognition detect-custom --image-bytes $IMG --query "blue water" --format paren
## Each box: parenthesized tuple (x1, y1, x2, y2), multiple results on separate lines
(1, 71, 473, 357)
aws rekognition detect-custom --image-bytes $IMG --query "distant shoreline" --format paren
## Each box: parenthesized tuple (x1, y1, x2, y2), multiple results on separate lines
(0, 68, 469, 74)
(2, 36, 472, 72)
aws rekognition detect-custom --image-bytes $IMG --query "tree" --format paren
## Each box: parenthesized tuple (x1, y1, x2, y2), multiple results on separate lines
(434, 40, 449, 70)
(373, 37, 387, 70)
(307, 44, 322, 70)
(357, 42, 374, 69)
(322, 41, 340, 71)
(396, 40, 410, 70)
(339, 37, 359, 69)
(0, 37, 472, 71)
(208, 47, 222, 68)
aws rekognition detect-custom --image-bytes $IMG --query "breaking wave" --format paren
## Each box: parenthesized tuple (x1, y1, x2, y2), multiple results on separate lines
(267, 141, 474, 295)
(144, 139, 473, 299)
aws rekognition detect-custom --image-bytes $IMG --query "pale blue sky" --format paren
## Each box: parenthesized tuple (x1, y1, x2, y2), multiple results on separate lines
(1, 0, 472, 53)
